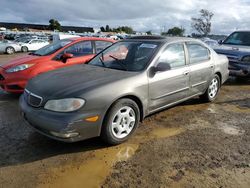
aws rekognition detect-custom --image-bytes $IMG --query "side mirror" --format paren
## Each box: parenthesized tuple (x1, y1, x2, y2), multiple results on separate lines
(154, 63, 171, 72)
(61, 53, 73, 63)
(218, 40, 223, 45)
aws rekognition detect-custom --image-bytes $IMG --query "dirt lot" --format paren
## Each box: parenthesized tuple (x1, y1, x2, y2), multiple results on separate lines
(0, 53, 249, 188)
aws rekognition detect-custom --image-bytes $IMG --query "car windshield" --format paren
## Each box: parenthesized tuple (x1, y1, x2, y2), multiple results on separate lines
(223, 31, 250, 46)
(32, 39, 72, 56)
(88, 41, 161, 71)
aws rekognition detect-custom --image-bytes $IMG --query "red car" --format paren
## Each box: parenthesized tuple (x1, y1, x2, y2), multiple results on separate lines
(0, 37, 114, 93)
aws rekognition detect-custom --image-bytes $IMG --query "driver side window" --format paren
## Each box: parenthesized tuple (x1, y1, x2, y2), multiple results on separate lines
(157, 43, 186, 69)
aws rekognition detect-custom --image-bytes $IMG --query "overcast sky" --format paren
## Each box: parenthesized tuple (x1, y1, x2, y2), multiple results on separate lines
(1, 0, 250, 34)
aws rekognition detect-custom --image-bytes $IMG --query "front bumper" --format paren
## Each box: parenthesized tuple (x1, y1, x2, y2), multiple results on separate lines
(228, 61, 250, 77)
(0, 68, 28, 93)
(19, 95, 103, 142)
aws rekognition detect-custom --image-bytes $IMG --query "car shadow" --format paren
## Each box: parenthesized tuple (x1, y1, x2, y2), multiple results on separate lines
(0, 90, 108, 167)
(224, 76, 250, 86)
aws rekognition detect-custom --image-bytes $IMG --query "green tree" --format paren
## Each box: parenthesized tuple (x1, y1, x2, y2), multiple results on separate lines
(191, 9, 214, 36)
(105, 25, 110, 32)
(100, 26, 105, 32)
(146, 31, 152, 35)
(49, 19, 61, 31)
(167, 27, 185, 36)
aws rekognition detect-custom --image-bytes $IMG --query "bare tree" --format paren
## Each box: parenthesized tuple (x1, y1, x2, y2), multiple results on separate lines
(191, 9, 214, 36)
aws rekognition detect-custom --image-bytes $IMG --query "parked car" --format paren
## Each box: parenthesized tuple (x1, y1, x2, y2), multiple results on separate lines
(20, 36, 229, 145)
(19, 39, 50, 52)
(0, 40, 21, 54)
(202, 38, 219, 47)
(214, 31, 250, 77)
(0, 37, 114, 93)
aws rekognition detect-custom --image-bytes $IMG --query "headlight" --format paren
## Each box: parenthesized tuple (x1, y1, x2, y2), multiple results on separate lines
(242, 56, 250, 63)
(44, 98, 85, 112)
(6, 64, 34, 73)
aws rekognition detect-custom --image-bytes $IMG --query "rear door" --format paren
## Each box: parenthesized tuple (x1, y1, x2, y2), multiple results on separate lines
(148, 42, 190, 112)
(186, 42, 214, 96)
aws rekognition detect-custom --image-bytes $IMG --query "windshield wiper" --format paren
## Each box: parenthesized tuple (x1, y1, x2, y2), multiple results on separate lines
(109, 55, 128, 71)
(99, 53, 106, 67)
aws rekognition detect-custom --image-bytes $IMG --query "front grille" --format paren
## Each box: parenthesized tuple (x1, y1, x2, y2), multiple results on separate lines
(24, 89, 43, 108)
(0, 74, 4, 81)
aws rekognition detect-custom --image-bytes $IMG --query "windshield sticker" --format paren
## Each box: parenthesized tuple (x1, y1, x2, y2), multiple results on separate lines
(140, 43, 157, 49)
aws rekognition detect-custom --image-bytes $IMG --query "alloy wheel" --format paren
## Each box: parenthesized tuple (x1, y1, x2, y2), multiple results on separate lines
(111, 106, 136, 139)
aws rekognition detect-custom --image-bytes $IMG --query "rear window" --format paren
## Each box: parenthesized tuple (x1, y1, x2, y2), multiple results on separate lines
(95, 41, 113, 53)
(186, 43, 210, 64)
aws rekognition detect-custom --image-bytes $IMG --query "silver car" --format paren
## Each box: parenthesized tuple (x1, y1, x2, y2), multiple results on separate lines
(20, 36, 229, 145)
(0, 40, 21, 54)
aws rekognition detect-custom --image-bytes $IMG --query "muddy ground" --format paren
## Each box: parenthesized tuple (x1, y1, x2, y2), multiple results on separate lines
(0, 53, 249, 188)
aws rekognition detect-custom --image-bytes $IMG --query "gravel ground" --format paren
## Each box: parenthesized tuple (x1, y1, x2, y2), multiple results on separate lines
(0, 53, 249, 188)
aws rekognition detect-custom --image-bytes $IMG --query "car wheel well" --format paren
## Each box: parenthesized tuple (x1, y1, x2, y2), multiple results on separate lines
(215, 72, 222, 86)
(105, 95, 144, 122)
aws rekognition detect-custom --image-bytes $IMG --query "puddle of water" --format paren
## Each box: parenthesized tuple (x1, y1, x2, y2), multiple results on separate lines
(152, 127, 184, 138)
(223, 104, 250, 114)
(38, 144, 138, 188)
(220, 124, 245, 136)
(38, 126, 185, 188)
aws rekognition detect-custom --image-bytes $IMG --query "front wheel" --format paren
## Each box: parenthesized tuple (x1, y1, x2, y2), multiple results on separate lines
(200, 75, 220, 102)
(101, 99, 140, 145)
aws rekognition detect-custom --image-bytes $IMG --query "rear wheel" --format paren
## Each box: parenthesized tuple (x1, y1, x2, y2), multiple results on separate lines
(101, 99, 140, 145)
(200, 75, 220, 102)
(21, 46, 28, 52)
(6, 47, 15, 54)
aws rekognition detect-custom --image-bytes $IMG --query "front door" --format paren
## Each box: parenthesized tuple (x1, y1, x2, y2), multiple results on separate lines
(148, 43, 190, 112)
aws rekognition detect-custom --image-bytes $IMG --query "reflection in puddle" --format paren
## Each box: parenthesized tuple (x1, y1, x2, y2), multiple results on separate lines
(38, 144, 138, 188)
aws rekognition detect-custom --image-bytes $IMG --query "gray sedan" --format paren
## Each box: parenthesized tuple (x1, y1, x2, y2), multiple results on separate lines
(20, 36, 229, 145)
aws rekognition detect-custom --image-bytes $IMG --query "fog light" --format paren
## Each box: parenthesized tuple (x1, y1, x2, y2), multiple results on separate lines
(50, 131, 79, 138)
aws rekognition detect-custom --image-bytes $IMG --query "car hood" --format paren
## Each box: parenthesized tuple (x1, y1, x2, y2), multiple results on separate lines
(26, 64, 137, 99)
(214, 44, 250, 58)
(0, 54, 48, 69)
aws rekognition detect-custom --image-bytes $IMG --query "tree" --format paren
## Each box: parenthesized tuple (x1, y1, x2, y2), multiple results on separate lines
(191, 9, 214, 36)
(146, 31, 152, 35)
(166, 27, 185, 36)
(105, 25, 110, 32)
(49, 19, 61, 31)
(100, 26, 105, 32)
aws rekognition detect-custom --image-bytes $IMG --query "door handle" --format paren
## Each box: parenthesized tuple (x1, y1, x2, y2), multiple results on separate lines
(183, 71, 190, 75)
(210, 64, 214, 68)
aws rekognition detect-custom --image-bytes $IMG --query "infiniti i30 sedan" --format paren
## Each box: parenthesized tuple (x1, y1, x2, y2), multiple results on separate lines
(20, 36, 229, 145)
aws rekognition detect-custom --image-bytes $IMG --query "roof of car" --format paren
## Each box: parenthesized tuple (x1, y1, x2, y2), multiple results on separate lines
(69, 37, 114, 43)
(124, 35, 200, 43)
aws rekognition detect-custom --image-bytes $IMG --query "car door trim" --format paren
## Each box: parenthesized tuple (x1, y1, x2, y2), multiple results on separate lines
(191, 81, 207, 88)
(149, 92, 203, 114)
(151, 86, 190, 100)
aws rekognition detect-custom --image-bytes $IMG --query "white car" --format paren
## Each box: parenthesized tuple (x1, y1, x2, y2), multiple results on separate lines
(19, 39, 50, 52)
(0, 40, 21, 54)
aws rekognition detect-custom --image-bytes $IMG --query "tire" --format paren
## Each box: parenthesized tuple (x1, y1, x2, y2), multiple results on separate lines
(5, 47, 15, 54)
(200, 74, 220, 102)
(101, 98, 140, 145)
(21, 46, 28, 52)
